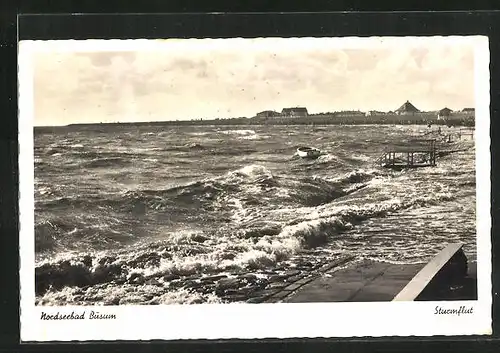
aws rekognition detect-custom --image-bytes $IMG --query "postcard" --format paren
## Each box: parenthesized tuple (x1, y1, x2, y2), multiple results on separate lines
(19, 36, 491, 341)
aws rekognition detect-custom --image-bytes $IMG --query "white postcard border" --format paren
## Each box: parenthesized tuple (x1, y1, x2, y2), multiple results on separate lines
(19, 36, 492, 341)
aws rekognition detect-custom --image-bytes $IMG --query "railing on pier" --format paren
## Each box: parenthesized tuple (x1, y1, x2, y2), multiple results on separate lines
(393, 243, 468, 301)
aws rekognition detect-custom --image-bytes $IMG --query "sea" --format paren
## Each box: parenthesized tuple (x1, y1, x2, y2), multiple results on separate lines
(34, 124, 476, 305)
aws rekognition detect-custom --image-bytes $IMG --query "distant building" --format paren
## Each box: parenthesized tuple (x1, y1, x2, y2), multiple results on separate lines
(395, 100, 420, 115)
(438, 107, 453, 120)
(256, 110, 280, 118)
(365, 110, 386, 116)
(281, 107, 309, 117)
(336, 110, 365, 117)
(462, 108, 475, 113)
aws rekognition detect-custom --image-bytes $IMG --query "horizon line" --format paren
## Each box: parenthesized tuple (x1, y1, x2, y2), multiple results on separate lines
(34, 108, 475, 128)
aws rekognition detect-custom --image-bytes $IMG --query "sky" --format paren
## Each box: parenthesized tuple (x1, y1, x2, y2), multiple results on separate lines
(29, 38, 476, 126)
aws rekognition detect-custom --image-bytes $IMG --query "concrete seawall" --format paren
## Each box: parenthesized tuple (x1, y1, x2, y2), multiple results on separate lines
(258, 243, 476, 303)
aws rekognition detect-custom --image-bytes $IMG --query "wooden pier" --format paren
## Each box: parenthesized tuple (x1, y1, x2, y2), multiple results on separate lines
(378, 139, 437, 170)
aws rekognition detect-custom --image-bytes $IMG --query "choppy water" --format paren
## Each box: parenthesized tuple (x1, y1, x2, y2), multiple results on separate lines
(34, 124, 476, 305)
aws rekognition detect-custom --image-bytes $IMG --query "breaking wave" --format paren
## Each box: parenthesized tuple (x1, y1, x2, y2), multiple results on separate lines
(277, 190, 455, 249)
(34, 186, 457, 304)
(220, 129, 260, 140)
(36, 165, 378, 215)
(220, 129, 256, 136)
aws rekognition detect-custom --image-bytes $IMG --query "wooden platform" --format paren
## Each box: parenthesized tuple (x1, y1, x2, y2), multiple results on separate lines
(378, 139, 437, 169)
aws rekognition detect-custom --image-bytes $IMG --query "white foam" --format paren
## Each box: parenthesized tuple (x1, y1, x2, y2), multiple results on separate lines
(220, 129, 256, 135)
(229, 164, 274, 180)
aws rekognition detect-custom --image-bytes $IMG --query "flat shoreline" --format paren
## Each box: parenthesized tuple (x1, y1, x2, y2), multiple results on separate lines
(34, 116, 475, 131)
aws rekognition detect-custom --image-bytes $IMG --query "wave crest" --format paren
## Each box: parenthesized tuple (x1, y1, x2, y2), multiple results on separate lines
(278, 191, 455, 248)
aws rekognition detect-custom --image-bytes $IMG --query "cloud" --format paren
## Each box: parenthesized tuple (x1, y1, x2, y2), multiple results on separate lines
(31, 38, 476, 126)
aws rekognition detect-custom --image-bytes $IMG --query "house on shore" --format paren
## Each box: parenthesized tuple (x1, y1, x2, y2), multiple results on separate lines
(255, 110, 280, 118)
(281, 107, 309, 117)
(335, 110, 365, 117)
(460, 107, 475, 120)
(365, 110, 386, 116)
(437, 107, 453, 120)
(462, 108, 475, 113)
(395, 100, 420, 115)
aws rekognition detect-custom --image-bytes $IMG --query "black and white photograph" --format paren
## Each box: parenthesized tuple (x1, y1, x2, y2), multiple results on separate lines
(19, 36, 491, 340)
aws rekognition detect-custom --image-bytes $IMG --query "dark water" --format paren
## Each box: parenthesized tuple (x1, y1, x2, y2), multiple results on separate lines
(34, 124, 476, 305)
